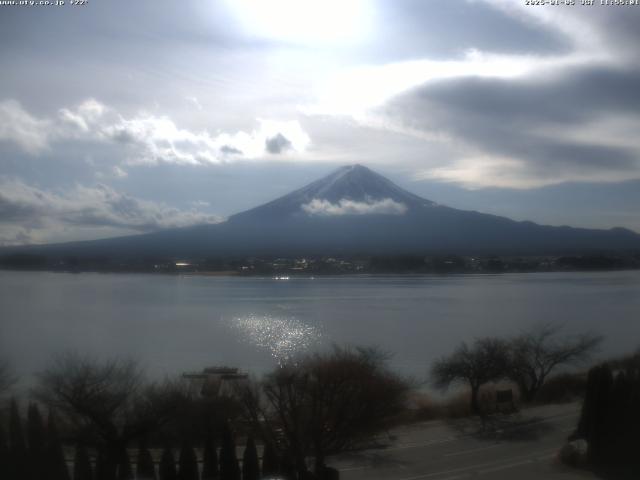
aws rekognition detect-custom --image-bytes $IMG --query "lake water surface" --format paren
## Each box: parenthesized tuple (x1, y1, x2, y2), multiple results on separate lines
(1, 270, 639, 382)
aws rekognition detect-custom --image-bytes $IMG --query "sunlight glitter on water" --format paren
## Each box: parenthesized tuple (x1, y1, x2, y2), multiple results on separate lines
(231, 314, 322, 363)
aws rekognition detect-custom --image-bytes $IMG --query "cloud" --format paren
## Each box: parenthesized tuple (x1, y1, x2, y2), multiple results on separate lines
(0, 178, 222, 245)
(301, 198, 408, 216)
(100, 112, 221, 166)
(59, 98, 107, 133)
(479, 0, 640, 62)
(384, 64, 640, 188)
(0, 225, 35, 247)
(0, 99, 311, 166)
(265, 133, 292, 154)
(95, 165, 128, 180)
(220, 145, 243, 155)
(185, 96, 203, 111)
(0, 100, 50, 154)
(305, 46, 598, 120)
(214, 118, 311, 158)
(299, 4, 640, 189)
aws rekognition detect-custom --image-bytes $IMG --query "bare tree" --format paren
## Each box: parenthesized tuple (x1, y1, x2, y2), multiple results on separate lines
(34, 352, 189, 480)
(238, 346, 409, 478)
(0, 359, 15, 397)
(431, 338, 509, 415)
(507, 324, 602, 403)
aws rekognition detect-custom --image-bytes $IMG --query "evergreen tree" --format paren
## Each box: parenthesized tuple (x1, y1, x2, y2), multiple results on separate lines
(73, 444, 94, 480)
(260, 442, 278, 478)
(95, 448, 113, 480)
(574, 360, 640, 470)
(159, 447, 178, 480)
(219, 423, 240, 480)
(576, 366, 598, 439)
(47, 411, 71, 480)
(629, 372, 640, 472)
(301, 470, 319, 480)
(27, 404, 46, 452)
(117, 448, 134, 480)
(9, 399, 27, 480)
(585, 365, 613, 464)
(317, 466, 339, 480)
(609, 371, 632, 464)
(137, 438, 157, 480)
(201, 435, 218, 480)
(0, 422, 9, 480)
(27, 403, 47, 480)
(241, 437, 259, 480)
(178, 442, 199, 480)
(280, 453, 296, 480)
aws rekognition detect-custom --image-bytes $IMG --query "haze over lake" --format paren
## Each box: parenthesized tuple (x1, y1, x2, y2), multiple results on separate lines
(1, 270, 639, 382)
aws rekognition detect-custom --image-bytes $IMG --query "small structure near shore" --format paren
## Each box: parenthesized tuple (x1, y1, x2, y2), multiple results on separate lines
(182, 366, 249, 397)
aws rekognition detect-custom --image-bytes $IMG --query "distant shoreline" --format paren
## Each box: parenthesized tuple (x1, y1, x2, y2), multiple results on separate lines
(2, 251, 639, 276)
(1, 266, 639, 277)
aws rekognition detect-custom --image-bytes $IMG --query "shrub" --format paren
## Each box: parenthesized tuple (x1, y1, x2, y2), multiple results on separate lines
(535, 372, 586, 404)
(410, 392, 445, 421)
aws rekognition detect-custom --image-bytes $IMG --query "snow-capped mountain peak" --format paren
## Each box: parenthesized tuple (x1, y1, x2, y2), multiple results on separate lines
(229, 164, 433, 222)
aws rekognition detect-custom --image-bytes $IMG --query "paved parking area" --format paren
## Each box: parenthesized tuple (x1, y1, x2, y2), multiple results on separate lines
(330, 403, 598, 480)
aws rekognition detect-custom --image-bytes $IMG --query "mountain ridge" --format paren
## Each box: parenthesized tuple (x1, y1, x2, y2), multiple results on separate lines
(2, 164, 640, 258)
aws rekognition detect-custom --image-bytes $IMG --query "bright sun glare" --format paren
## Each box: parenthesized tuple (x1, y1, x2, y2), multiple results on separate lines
(227, 0, 371, 46)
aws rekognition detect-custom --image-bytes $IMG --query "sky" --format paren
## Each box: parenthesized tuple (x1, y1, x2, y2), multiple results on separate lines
(1, 0, 639, 245)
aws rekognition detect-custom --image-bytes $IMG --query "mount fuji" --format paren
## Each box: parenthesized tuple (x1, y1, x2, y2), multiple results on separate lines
(5, 165, 640, 258)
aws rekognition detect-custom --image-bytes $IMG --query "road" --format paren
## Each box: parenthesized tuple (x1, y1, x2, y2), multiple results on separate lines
(330, 403, 598, 480)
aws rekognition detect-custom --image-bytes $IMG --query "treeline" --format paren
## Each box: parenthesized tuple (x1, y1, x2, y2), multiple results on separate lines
(572, 352, 640, 472)
(2, 335, 626, 479)
(0, 401, 281, 480)
(0, 347, 408, 480)
(0, 402, 68, 480)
